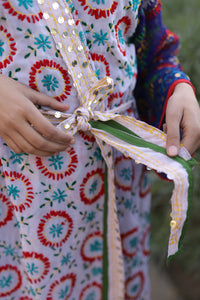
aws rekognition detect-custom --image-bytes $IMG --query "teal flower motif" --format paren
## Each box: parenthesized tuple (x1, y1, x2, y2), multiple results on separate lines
(94, 147, 103, 161)
(125, 64, 134, 79)
(90, 240, 102, 252)
(95, 69, 101, 79)
(61, 252, 71, 266)
(7, 184, 20, 200)
(3, 244, 17, 257)
(58, 285, 69, 299)
(89, 180, 98, 194)
(0, 275, 12, 288)
(120, 167, 132, 180)
(17, 0, 33, 9)
(86, 291, 96, 300)
(86, 211, 96, 223)
(48, 155, 64, 170)
(42, 74, 59, 92)
(92, 0, 105, 4)
(52, 189, 67, 203)
(49, 223, 63, 238)
(91, 267, 102, 276)
(93, 29, 108, 46)
(34, 34, 51, 52)
(130, 237, 138, 248)
(131, 283, 139, 294)
(0, 40, 4, 56)
(26, 262, 39, 275)
(132, 0, 140, 12)
(9, 151, 24, 164)
(118, 29, 125, 45)
(124, 198, 133, 210)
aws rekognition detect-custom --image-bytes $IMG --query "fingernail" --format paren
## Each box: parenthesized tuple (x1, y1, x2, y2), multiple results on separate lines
(168, 145, 178, 156)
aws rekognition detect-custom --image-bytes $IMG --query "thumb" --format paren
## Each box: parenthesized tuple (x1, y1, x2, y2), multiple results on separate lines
(27, 88, 69, 112)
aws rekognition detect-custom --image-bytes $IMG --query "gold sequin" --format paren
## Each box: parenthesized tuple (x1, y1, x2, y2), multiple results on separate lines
(68, 19, 75, 26)
(58, 16, 65, 24)
(68, 45, 73, 52)
(43, 12, 50, 20)
(72, 29, 78, 35)
(72, 60, 78, 67)
(170, 220, 177, 229)
(63, 31, 69, 38)
(77, 45, 83, 52)
(64, 123, 71, 129)
(51, 28, 57, 36)
(77, 73, 83, 79)
(54, 112, 61, 118)
(175, 73, 181, 78)
(82, 61, 88, 68)
(52, 2, 59, 9)
(56, 42, 62, 50)
(65, 7, 71, 14)
(37, 0, 44, 4)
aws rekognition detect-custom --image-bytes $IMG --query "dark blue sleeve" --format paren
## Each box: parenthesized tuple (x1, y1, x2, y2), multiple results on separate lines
(132, 0, 192, 128)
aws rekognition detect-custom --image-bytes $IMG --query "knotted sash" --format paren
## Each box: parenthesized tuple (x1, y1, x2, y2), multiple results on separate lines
(37, 1, 196, 299)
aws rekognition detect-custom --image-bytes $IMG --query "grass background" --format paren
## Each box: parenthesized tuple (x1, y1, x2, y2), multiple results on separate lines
(150, 1, 200, 299)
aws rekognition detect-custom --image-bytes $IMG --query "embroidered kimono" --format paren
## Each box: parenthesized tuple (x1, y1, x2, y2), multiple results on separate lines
(0, 0, 191, 299)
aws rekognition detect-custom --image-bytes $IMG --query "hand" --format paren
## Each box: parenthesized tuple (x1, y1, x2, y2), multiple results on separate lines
(165, 82, 200, 156)
(0, 75, 75, 156)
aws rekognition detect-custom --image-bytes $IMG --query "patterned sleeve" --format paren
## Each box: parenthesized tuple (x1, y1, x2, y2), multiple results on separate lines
(132, 0, 194, 128)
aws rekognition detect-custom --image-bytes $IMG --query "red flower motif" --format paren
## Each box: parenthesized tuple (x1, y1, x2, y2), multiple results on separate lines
(141, 226, 150, 256)
(0, 265, 22, 297)
(121, 228, 138, 258)
(89, 53, 110, 77)
(80, 168, 104, 205)
(146, 0, 161, 20)
(23, 251, 50, 284)
(47, 273, 76, 300)
(125, 271, 145, 300)
(29, 59, 72, 102)
(79, 281, 102, 300)
(0, 25, 17, 69)
(3, 171, 34, 213)
(0, 193, 14, 227)
(79, 131, 96, 143)
(37, 210, 73, 248)
(20, 297, 33, 300)
(35, 148, 78, 180)
(2, 0, 43, 23)
(139, 169, 151, 198)
(78, 0, 118, 19)
(115, 16, 131, 56)
(107, 92, 124, 109)
(80, 231, 103, 262)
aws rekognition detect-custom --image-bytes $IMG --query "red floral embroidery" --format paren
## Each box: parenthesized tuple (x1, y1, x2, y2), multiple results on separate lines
(107, 92, 124, 109)
(23, 251, 50, 284)
(29, 59, 72, 102)
(19, 297, 33, 300)
(79, 281, 102, 300)
(141, 226, 150, 256)
(121, 227, 138, 258)
(2, 0, 43, 23)
(47, 273, 76, 300)
(35, 148, 78, 180)
(146, 0, 161, 19)
(89, 53, 110, 77)
(0, 265, 22, 297)
(0, 25, 17, 69)
(125, 271, 145, 300)
(37, 210, 73, 248)
(139, 169, 150, 198)
(80, 168, 104, 205)
(3, 171, 34, 213)
(79, 131, 96, 143)
(0, 193, 14, 227)
(78, 0, 118, 19)
(80, 231, 103, 262)
(115, 16, 131, 56)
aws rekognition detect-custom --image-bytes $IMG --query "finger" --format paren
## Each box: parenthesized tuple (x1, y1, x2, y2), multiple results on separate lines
(25, 104, 75, 145)
(27, 88, 70, 111)
(165, 111, 182, 157)
(0, 133, 23, 154)
(18, 122, 71, 153)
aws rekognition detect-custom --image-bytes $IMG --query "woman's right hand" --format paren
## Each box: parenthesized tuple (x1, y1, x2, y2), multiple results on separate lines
(0, 75, 75, 156)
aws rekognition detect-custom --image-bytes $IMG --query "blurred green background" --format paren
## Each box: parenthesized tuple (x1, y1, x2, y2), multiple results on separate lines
(150, 1, 200, 300)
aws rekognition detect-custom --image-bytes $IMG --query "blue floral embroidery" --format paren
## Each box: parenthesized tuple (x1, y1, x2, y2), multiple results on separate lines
(48, 155, 64, 170)
(120, 167, 132, 180)
(42, 74, 59, 91)
(91, 267, 102, 276)
(94, 147, 103, 161)
(93, 29, 108, 46)
(95, 69, 101, 79)
(132, 0, 141, 12)
(89, 180, 98, 194)
(0, 275, 12, 288)
(86, 292, 96, 300)
(130, 237, 138, 248)
(52, 189, 67, 203)
(26, 262, 39, 275)
(7, 184, 20, 200)
(118, 29, 125, 45)
(58, 285, 69, 299)
(34, 34, 51, 52)
(9, 151, 25, 164)
(87, 211, 96, 223)
(92, 0, 105, 4)
(3, 244, 17, 257)
(0, 40, 4, 56)
(125, 64, 134, 79)
(131, 283, 139, 294)
(61, 253, 71, 266)
(90, 240, 102, 252)
(49, 223, 63, 238)
(17, 0, 33, 9)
